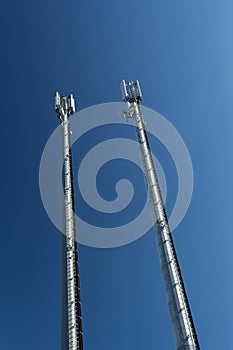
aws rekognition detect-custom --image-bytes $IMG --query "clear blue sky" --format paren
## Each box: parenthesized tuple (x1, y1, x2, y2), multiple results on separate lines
(0, 0, 232, 349)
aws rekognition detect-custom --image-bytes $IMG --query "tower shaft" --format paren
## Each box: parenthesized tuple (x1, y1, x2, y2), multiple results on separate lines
(120, 81, 200, 350)
(56, 93, 83, 350)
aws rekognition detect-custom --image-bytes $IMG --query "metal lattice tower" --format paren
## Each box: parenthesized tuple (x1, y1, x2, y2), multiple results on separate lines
(120, 80, 200, 350)
(55, 92, 83, 350)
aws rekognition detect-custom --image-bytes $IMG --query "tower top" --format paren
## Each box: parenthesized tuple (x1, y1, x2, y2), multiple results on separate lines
(55, 91, 76, 117)
(120, 80, 142, 104)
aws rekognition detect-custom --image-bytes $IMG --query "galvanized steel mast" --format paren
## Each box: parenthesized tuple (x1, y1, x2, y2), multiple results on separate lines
(55, 92, 83, 350)
(120, 80, 200, 350)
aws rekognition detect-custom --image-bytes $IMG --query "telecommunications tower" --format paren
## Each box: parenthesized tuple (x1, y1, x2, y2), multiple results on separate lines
(55, 92, 83, 350)
(120, 80, 200, 350)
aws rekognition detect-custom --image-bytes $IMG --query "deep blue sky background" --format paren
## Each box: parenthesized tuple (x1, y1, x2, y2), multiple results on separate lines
(0, 0, 233, 349)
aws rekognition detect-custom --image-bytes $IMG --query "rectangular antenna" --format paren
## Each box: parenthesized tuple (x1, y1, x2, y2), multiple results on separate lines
(136, 80, 142, 101)
(120, 80, 129, 101)
(68, 94, 75, 114)
(55, 91, 60, 112)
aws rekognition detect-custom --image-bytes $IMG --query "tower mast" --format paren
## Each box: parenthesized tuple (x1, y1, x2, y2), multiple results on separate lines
(55, 92, 83, 350)
(120, 80, 200, 350)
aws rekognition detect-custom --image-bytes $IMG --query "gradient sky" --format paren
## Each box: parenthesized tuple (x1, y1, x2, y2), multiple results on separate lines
(1, 1, 233, 349)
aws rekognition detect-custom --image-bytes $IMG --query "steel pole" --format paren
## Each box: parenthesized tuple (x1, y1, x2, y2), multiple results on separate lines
(56, 93, 83, 350)
(128, 100, 200, 350)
